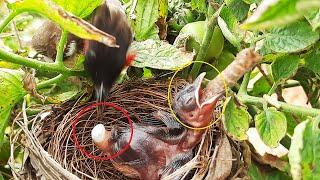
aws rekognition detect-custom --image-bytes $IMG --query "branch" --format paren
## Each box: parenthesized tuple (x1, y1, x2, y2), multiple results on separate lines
(0, 48, 85, 76)
(0, 12, 86, 89)
(237, 94, 320, 117)
(0, 11, 18, 33)
(55, 30, 68, 66)
(202, 49, 262, 102)
(189, 8, 220, 79)
(238, 72, 250, 95)
(37, 74, 67, 89)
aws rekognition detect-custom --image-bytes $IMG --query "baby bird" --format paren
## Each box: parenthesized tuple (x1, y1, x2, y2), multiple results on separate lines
(91, 73, 224, 180)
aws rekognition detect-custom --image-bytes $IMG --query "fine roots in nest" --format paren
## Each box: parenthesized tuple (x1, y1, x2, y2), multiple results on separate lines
(10, 78, 245, 180)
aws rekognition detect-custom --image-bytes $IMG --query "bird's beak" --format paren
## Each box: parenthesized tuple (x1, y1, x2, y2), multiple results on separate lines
(194, 72, 205, 109)
(194, 72, 223, 109)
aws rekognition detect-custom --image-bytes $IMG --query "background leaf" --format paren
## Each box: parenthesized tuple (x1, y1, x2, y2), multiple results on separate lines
(251, 76, 272, 96)
(191, 0, 207, 13)
(223, 97, 250, 141)
(52, 0, 103, 18)
(248, 161, 292, 180)
(130, 39, 194, 70)
(0, 69, 26, 147)
(243, 0, 320, 30)
(39, 79, 83, 104)
(305, 9, 320, 30)
(8, 0, 116, 47)
(225, 0, 250, 21)
(272, 55, 300, 83)
(288, 116, 320, 179)
(264, 21, 319, 53)
(133, 0, 159, 41)
(305, 51, 320, 75)
(206, 50, 235, 79)
(0, 136, 10, 164)
(218, 7, 243, 50)
(255, 107, 287, 148)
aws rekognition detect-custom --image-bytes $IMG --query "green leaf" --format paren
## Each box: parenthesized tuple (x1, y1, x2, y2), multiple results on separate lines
(0, 135, 10, 163)
(8, 0, 117, 47)
(285, 113, 298, 136)
(305, 51, 320, 75)
(130, 39, 194, 70)
(142, 67, 153, 79)
(242, 0, 262, 4)
(288, 116, 320, 179)
(264, 21, 319, 53)
(305, 9, 320, 30)
(251, 76, 272, 96)
(218, 7, 243, 50)
(223, 97, 250, 141)
(248, 161, 292, 180)
(133, 0, 159, 41)
(225, 0, 250, 21)
(206, 50, 235, 79)
(0, 61, 20, 69)
(39, 79, 82, 104)
(272, 55, 300, 83)
(52, 0, 103, 18)
(255, 107, 287, 148)
(243, 0, 320, 30)
(191, 0, 207, 13)
(0, 69, 26, 146)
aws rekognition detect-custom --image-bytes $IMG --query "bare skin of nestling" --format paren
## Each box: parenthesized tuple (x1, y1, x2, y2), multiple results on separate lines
(91, 48, 262, 179)
(91, 73, 222, 180)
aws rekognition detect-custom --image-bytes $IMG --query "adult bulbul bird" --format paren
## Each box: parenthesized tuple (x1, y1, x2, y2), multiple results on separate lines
(31, 0, 134, 101)
(84, 0, 134, 102)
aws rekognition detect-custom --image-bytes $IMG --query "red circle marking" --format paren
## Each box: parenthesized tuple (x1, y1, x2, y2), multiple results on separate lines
(71, 102, 134, 161)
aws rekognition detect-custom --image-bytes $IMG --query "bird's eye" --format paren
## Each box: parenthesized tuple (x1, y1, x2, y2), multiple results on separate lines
(182, 96, 196, 111)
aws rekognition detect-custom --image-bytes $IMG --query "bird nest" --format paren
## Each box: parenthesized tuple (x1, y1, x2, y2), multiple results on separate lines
(9, 78, 243, 180)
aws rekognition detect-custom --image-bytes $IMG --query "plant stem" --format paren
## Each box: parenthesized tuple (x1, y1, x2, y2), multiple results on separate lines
(268, 82, 278, 95)
(55, 30, 68, 66)
(0, 48, 85, 76)
(238, 72, 250, 95)
(0, 11, 18, 33)
(37, 74, 67, 89)
(237, 94, 320, 117)
(189, 11, 219, 79)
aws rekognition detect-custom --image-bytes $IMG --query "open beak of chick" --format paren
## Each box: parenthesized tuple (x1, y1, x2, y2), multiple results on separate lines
(173, 72, 223, 128)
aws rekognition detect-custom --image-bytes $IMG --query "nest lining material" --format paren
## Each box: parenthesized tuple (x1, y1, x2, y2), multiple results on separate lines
(10, 78, 240, 180)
